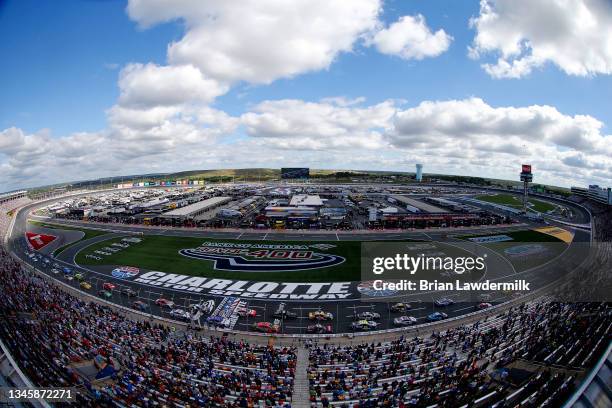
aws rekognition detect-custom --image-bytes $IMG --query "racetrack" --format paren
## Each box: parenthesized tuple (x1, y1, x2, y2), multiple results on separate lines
(8, 191, 592, 336)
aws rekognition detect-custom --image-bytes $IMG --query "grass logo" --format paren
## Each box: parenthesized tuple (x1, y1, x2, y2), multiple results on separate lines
(179, 242, 345, 272)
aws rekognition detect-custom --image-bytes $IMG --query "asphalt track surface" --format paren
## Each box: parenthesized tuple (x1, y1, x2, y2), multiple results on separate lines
(8, 193, 592, 336)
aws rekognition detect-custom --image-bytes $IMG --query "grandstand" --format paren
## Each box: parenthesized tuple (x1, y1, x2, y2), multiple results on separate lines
(307, 302, 609, 407)
(0, 246, 296, 407)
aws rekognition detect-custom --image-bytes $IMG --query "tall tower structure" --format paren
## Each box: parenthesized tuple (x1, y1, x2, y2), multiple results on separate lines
(520, 164, 533, 213)
(415, 164, 423, 182)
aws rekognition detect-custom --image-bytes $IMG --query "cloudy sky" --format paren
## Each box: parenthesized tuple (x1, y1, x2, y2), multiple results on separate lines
(1, 0, 611, 192)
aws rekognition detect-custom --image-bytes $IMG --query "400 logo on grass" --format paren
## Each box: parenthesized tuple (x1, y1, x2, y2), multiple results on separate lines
(179, 241, 345, 272)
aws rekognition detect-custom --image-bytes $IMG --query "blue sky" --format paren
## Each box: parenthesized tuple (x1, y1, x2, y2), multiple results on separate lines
(0, 0, 611, 191)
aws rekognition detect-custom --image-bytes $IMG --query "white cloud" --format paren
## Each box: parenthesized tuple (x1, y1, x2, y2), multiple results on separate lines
(470, 0, 612, 78)
(390, 98, 609, 153)
(3, 96, 612, 191)
(118, 63, 228, 108)
(127, 0, 382, 84)
(241, 98, 396, 149)
(371, 14, 452, 60)
(388, 98, 612, 184)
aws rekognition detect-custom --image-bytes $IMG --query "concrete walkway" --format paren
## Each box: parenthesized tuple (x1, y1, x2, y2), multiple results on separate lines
(293, 346, 310, 408)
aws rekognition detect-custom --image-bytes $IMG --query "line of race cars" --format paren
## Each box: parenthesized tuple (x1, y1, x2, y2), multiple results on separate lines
(24, 249, 495, 334)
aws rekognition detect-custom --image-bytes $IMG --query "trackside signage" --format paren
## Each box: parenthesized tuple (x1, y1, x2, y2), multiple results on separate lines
(131, 272, 354, 300)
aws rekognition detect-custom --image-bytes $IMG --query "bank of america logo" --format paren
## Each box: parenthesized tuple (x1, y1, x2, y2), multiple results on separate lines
(309, 244, 336, 250)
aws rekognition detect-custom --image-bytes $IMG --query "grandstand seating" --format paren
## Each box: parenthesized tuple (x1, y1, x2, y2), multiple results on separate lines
(307, 302, 610, 407)
(0, 247, 295, 407)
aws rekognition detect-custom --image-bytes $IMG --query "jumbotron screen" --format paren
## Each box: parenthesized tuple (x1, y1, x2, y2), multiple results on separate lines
(281, 167, 309, 179)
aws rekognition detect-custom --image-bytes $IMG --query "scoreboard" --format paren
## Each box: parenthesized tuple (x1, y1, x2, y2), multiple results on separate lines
(281, 168, 309, 179)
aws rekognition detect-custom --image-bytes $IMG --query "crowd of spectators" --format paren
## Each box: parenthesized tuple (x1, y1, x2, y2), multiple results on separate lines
(0, 246, 296, 407)
(307, 301, 610, 407)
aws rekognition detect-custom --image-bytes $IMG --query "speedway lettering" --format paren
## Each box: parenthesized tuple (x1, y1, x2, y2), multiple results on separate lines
(132, 271, 353, 300)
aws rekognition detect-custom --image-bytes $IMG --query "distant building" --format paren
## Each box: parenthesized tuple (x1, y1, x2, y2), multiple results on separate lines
(416, 164, 423, 182)
(571, 185, 612, 206)
(0, 190, 27, 205)
(162, 196, 231, 219)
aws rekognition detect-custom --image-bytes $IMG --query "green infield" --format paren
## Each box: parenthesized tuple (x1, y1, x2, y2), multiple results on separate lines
(76, 234, 366, 282)
(458, 229, 568, 272)
(475, 193, 556, 213)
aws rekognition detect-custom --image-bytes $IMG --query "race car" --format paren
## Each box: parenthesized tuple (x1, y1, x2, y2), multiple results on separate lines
(273, 303, 297, 319)
(169, 308, 192, 321)
(102, 282, 116, 291)
(98, 290, 112, 299)
(190, 300, 215, 315)
(74, 273, 85, 282)
(308, 310, 334, 321)
(351, 319, 379, 331)
(393, 315, 418, 326)
(62, 267, 73, 275)
(80, 281, 92, 290)
(51, 268, 61, 275)
(133, 301, 148, 311)
(390, 302, 411, 313)
(236, 307, 257, 318)
(306, 324, 333, 334)
(355, 311, 380, 320)
(252, 320, 281, 334)
(206, 316, 230, 328)
(477, 302, 492, 310)
(434, 298, 455, 307)
(155, 298, 175, 308)
(427, 312, 448, 321)
(121, 288, 137, 297)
